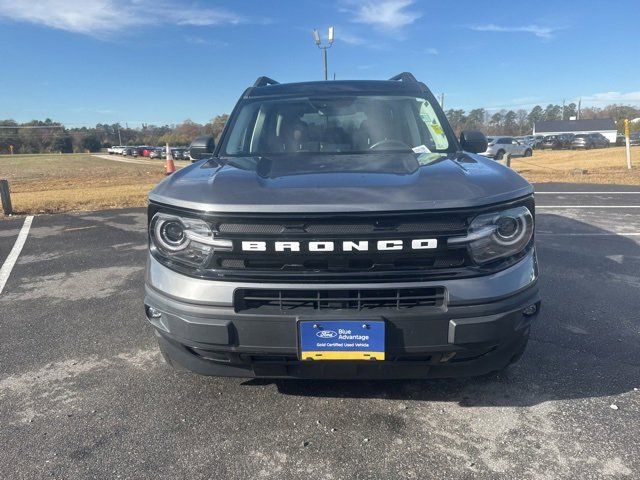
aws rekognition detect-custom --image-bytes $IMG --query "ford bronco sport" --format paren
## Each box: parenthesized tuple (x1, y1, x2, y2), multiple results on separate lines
(144, 73, 540, 379)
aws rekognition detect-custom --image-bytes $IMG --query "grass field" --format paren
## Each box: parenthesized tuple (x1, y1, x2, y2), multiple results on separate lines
(510, 146, 640, 184)
(0, 154, 172, 214)
(0, 148, 639, 215)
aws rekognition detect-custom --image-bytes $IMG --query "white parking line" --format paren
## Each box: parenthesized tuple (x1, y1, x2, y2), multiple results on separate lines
(537, 206, 640, 209)
(0, 216, 34, 295)
(538, 232, 640, 236)
(536, 192, 640, 194)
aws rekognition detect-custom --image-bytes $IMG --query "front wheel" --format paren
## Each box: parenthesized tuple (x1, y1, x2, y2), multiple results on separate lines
(495, 150, 505, 160)
(524, 149, 532, 157)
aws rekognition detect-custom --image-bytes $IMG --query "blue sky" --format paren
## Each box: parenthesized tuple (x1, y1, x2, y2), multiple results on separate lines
(1, 0, 638, 127)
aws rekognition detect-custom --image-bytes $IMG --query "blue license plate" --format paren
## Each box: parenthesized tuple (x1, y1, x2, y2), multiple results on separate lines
(298, 320, 385, 361)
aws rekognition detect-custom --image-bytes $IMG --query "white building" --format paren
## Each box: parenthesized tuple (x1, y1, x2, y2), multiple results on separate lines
(534, 119, 618, 144)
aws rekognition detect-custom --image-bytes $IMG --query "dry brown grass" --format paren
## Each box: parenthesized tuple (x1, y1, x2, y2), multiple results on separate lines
(510, 146, 640, 184)
(0, 154, 171, 214)
(1, 148, 638, 215)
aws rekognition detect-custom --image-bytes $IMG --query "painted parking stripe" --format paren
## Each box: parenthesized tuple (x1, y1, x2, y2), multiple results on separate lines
(0, 216, 34, 295)
(536, 192, 640, 194)
(537, 232, 640, 236)
(537, 206, 640, 209)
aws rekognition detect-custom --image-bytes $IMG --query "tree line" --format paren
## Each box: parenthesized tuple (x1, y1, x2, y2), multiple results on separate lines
(2, 103, 639, 154)
(0, 115, 229, 154)
(445, 103, 640, 136)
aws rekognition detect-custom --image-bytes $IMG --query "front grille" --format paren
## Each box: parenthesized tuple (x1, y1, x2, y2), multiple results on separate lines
(234, 287, 446, 312)
(150, 196, 534, 283)
(218, 253, 466, 271)
(217, 219, 466, 235)
(205, 209, 475, 282)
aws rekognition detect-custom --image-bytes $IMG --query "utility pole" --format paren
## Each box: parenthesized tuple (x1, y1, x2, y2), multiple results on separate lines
(562, 99, 565, 120)
(577, 98, 581, 120)
(313, 27, 334, 81)
(439, 93, 445, 110)
(624, 119, 632, 170)
(116, 124, 122, 145)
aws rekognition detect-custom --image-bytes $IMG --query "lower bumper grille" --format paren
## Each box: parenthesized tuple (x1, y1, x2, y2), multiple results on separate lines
(234, 287, 446, 313)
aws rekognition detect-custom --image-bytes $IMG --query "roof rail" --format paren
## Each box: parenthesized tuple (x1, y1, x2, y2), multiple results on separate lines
(388, 72, 418, 83)
(252, 76, 280, 88)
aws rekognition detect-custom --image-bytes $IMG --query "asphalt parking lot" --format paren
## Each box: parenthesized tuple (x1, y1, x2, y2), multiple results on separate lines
(1, 184, 639, 479)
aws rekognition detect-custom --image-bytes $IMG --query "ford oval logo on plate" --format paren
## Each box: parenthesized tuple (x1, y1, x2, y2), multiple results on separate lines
(316, 330, 337, 339)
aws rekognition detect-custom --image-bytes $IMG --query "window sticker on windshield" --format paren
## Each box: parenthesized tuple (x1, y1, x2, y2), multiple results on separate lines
(412, 145, 431, 154)
(430, 124, 443, 135)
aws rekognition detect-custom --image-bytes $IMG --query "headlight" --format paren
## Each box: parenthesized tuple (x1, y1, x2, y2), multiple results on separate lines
(449, 206, 533, 264)
(149, 213, 232, 268)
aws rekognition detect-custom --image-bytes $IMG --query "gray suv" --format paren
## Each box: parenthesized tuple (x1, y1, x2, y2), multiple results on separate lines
(481, 137, 533, 159)
(144, 73, 540, 379)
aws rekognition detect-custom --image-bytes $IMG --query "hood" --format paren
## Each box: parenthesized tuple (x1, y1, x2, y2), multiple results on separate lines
(149, 153, 533, 213)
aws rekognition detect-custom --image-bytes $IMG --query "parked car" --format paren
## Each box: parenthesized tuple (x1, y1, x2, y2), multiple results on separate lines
(122, 147, 133, 156)
(559, 133, 575, 148)
(145, 72, 540, 379)
(514, 136, 533, 147)
(590, 133, 610, 148)
(141, 147, 155, 157)
(149, 148, 163, 159)
(616, 134, 626, 146)
(531, 135, 544, 149)
(630, 132, 640, 146)
(170, 148, 186, 160)
(570, 134, 596, 149)
(540, 134, 573, 150)
(539, 135, 562, 150)
(109, 146, 126, 155)
(481, 136, 533, 159)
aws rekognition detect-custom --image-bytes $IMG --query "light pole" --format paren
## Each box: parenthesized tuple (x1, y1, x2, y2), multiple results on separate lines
(313, 26, 334, 81)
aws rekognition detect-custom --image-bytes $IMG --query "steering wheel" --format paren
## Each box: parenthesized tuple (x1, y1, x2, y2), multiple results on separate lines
(369, 139, 412, 150)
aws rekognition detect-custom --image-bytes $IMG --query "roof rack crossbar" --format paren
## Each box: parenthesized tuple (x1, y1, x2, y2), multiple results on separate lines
(252, 76, 280, 88)
(388, 72, 418, 83)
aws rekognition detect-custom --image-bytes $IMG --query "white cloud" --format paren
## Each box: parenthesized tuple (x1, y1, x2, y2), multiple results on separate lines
(470, 24, 561, 40)
(350, 0, 421, 29)
(426, 47, 438, 55)
(580, 91, 640, 106)
(339, 31, 367, 45)
(172, 7, 244, 27)
(183, 36, 229, 47)
(0, 0, 245, 36)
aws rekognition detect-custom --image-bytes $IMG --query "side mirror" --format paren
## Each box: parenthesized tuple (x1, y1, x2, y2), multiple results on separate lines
(460, 130, 488, 154)
(188, 135, 215, 160)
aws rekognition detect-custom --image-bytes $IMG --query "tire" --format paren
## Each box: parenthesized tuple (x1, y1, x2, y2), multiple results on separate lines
(524, 149, 532, 157)
(495, 150, 505, 160)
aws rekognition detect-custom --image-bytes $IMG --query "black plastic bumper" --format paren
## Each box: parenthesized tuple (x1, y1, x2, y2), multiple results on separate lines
(144, 282, 540, 379)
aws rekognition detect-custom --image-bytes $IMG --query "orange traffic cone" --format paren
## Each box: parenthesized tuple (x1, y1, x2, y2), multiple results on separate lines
(165, 143, 176, 175)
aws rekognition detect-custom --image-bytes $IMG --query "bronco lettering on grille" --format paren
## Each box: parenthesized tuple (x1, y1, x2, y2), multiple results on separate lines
(240, 239, 438, 252)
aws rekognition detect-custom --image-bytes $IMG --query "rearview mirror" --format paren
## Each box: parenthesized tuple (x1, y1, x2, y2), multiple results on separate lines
(459, 130, 488, 154)
(188, 135, 215, 160)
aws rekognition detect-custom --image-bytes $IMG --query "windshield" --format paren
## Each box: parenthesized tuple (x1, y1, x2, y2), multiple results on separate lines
(221, 95, 453, 156)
